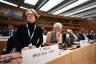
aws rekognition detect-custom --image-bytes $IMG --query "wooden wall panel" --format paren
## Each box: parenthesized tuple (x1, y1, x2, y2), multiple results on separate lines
(80, 20, 96, 32)
(0, 40, 7, 54)
(1, 2, 93, 31)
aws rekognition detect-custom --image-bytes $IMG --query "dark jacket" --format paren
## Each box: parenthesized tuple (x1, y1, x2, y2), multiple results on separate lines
(15, 24, 43, 51)
(2, 29, 16, 36)
(6, 23, 43, 52)
(77, 34, 85, 40)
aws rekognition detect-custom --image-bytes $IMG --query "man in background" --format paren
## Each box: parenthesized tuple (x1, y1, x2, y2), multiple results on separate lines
(2, 25, 16, 36)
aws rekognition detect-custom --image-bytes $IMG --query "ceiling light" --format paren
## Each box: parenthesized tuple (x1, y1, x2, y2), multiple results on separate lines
(40, 0, 64, 11)
(0, 0, 17, 7)
(24, 0, 39, 5)
(81, 14, 96, 18)
(52, 0, 90, 15)
(65, 4, 96, 16)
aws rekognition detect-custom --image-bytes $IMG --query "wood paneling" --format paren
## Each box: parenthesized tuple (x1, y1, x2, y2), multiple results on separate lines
(0, 2, 86, 21)
(47, 53, 71, 64)
(0, 40, 7, 54)
(80, 20, 96, 32)
(1, 2, 92, 31)
(0, 2, 26, 12)
(0, 21, 80, 30)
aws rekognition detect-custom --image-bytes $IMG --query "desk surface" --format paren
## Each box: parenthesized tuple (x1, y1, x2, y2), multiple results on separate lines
(0, 43, 96, 64)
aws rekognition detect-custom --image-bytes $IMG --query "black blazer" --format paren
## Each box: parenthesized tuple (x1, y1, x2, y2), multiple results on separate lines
(2, 29, 16, 36)
(77, 34, 85, 40)
(62, 33, 75, 44)
(13, 24, 43, 51)
(62, 33, 66, 43)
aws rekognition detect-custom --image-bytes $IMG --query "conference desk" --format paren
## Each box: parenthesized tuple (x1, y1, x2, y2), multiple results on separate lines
(0, 43, 96, 64)
(47, 43, 96, 64)
(0, 36, 9, 54)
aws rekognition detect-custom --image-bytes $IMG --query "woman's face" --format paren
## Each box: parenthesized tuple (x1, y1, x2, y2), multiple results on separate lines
(54, 27, 61, 33)
(26, 11, 36, 23)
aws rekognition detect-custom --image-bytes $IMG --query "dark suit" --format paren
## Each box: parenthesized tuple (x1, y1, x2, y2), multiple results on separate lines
(6, 24, 43, 53)
(62, 33, 75, 46)
(2, 29, 16, 36)
(2, 30, 9, 36)
(62, 33, 66, 43)
(87, 33, 96, 40)
(77, 34, 85, 40)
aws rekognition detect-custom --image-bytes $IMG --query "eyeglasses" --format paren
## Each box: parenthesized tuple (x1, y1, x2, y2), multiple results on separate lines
(54, 27, 61, 30)
(26, 13, 35, 16)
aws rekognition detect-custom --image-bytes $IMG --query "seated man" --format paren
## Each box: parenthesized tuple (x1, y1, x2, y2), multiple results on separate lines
(88, 30, 96, 40)
(62, 29, 77, 47)
(77, 31, 85, 40)
(2, 25, 16, 36)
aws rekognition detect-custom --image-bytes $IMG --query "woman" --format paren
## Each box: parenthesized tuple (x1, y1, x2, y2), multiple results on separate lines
(46, 22, 62, 46)
(6, 9, 43, 53)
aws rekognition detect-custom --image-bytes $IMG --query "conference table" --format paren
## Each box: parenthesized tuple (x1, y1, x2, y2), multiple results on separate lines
(0, 42, 96, 64)
(48, 42, 96, 64)
(0, 36, 9, 54)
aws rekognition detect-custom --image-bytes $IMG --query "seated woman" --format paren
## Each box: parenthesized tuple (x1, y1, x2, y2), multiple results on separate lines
(4, 8, 43, 54)
(46, 22, 62, 46)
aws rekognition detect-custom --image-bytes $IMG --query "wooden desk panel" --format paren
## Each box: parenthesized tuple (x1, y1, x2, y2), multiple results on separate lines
(89, 43, 96, 64)
(0, 40, 7, 54)
(95, 43, 96, 64)
(47, 53, 71, 64)
(71, 45, 89, 64)
(48, 43, 96, 64)
(71, 43, 96, 64)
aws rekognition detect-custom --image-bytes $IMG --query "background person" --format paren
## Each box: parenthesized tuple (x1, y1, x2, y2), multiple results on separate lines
(46, 22, 62, 46)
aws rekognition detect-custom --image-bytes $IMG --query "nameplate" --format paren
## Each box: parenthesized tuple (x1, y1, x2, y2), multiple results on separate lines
(22, 45, 59, 64)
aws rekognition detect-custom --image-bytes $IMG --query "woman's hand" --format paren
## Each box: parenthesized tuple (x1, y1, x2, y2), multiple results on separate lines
(21, 47, 30, 51)
(56, 32, 62, 43)
(21, 45, 37, 51)
(56, 32, 61, 37)
(31, 45, 36, 49)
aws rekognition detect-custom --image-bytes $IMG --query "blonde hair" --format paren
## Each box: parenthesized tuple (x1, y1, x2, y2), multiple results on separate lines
(26, 9, 39, 19)
(53, 22, 62, 29)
